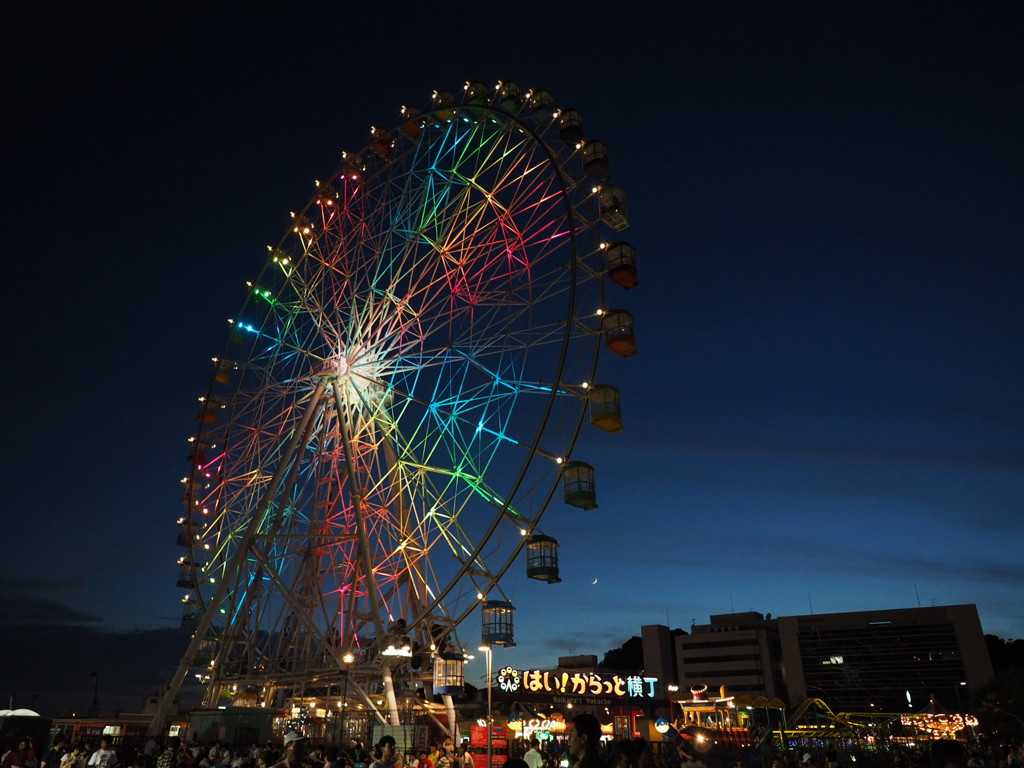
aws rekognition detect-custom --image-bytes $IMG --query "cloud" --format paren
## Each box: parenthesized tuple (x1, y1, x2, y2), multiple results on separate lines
(0, 622, 201, 718)
(5, 577, 91, 594)
(0, 597, 102, 626)
(598, 524, 1024, 590)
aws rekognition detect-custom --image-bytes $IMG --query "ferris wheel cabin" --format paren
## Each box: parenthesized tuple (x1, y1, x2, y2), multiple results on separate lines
(482, 599, 516, 647)
(601, 309, 637, 358)
(526, 534, 562, 583)
(562, 460, 598, 510)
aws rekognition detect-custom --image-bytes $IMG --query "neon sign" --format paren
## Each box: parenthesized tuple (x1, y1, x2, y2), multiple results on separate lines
(507, 717, 567, 733)
(497, 668, 658, 699)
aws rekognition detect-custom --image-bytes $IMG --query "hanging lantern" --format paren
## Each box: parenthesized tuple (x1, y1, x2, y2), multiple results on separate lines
(589, 384, 623, 433)
(482, 600, 516, 646)
(602, 309, 637, 358)
(432, 652, 466, 696)
(562, 461, 598, 510)
(526, 534, 561, 583)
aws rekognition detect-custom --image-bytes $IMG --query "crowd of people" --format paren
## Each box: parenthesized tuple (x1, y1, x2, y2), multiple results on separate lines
(3, 716, 1022, 768)
(1, 737, 122, 768)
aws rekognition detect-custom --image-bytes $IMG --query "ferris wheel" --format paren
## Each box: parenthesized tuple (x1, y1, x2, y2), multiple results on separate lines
(155, 81, 638, 734)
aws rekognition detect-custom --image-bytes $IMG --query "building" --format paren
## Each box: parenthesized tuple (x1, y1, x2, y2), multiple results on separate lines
(777, 604, 993, 712)
(672, 613, 785, 700)
(644, 604, 993, 715)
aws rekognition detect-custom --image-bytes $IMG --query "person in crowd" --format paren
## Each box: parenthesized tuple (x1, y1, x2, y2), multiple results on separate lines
(523, 742, 543, 768)
(87, 739, 118, 768)
(60, 745, 88, 768)
(368, 738, 396, 768)
(270, 735, 308, 768)
(3, 739, 30, 768)
(23, 741, 39, 768)
(350, 743, 368, 768)
(40, 738, 68, 768)
(156, 738, 181, 768)
(611, 741, 639, 768)
(567, 714, 608, 768)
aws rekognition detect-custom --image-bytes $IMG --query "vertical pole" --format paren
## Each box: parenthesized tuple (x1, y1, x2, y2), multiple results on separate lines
(89, 673, 99, 717)
(442, 693, 457, 739)
(339, 670, 349, 744)
(331, 383, 400, 726)
(484, 646, 493, 768)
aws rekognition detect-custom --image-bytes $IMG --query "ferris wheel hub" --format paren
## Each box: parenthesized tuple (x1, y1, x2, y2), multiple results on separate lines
(318, 351, 390, 409)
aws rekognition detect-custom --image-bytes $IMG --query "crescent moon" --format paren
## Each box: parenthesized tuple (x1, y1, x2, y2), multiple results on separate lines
(592, 578, 598, 585)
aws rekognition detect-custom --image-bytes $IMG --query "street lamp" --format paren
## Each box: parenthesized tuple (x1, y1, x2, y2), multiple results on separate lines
(338, 652, 354, 743)
(479, 644, 493, 768)
(667, 684, 679, 724)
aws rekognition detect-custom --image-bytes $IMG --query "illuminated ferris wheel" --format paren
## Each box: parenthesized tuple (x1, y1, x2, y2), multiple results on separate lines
(155, 81, 639, 733)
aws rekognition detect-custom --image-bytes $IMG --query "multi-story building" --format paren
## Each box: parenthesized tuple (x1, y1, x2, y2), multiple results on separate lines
(777, 604, 993, 712)
(644, 604, 993, 713)
(674, 612, 786, 700)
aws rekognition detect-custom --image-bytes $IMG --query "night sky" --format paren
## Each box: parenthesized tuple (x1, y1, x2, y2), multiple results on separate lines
(3, 2, 1021, 718)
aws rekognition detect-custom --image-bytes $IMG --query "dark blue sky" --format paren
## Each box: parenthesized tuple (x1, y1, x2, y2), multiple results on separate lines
(3, 2, 1021, 716)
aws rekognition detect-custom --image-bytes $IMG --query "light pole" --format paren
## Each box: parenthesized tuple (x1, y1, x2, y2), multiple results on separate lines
(479, 645, 493, 768)
(339, 652, 354, 744)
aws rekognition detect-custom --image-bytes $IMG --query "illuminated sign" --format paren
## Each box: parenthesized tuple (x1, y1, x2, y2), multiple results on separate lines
(470, 725, 507, 748)
(507, 717, 567, 733)
(497, 667, 658, 699)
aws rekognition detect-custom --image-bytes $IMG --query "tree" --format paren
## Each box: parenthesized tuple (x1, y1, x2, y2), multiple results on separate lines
(984, 634, 1024, 673)
(602, 636, 644, 670)
(973, 636, 1024, 739)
